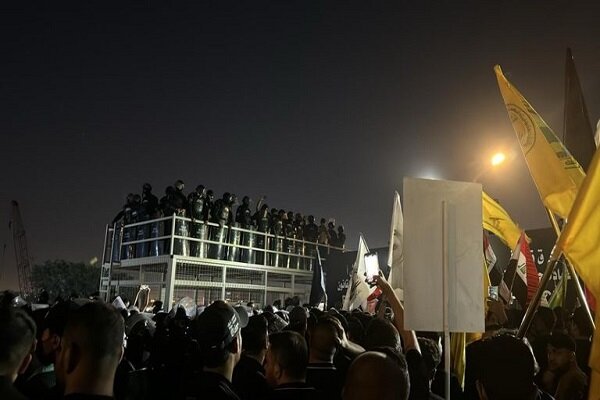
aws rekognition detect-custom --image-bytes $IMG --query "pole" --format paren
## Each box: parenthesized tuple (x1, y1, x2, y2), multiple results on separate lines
(517, 249, 560, 338)
(545, 209, 595, 329)
(442, 201, 451, 400)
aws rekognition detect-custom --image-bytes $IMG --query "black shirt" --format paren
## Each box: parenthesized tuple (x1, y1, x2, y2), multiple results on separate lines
(63, 394, 114, 400)
(186, 371, 241, 400)
(0, 376, 27, 400)
(270, 382, 322, 400)
(232, 355, 270, 400)
(306, 362, 342, 400)
(406, 349, 433, 400)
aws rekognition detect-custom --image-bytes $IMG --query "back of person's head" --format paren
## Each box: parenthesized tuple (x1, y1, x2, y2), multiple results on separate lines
(0, 307, 36, 381)
(287, 306, 308, 333)
(191, 300, 248, 368)
(265, 331, 308, 386)
(61, 302, 124, 363)
(309, 315, 339, 362)
(364, 317, 401, 354)
(570, 307, 594, 338)
(477, 334, 536, 400)
(417, 337, 441, 381)
(343, 349, 409, 400)
(242, 314, 268, 356)
(37, 300, 81, 365)
(56, 301, 124, 392)
(346, 316, 365, 345)
(530, 307, 555, 337)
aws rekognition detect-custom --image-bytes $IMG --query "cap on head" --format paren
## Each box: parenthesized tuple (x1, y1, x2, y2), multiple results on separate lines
(193, 300, 249, 351)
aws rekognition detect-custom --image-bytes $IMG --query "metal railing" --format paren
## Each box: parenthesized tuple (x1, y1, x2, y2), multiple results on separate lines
(102, 214, 345, 271)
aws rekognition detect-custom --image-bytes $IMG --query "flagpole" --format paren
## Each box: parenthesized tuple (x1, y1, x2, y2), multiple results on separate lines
(517, 249, 560, 338)
(517, 209, 596, 338)
(442, 201, 451, 400)
(545, 208, 595, 329)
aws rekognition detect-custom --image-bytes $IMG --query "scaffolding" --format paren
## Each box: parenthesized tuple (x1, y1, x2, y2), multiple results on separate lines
(100, 214, 343, 309)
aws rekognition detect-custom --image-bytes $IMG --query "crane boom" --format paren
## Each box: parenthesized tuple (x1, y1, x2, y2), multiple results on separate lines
(10, 201, 33, 297)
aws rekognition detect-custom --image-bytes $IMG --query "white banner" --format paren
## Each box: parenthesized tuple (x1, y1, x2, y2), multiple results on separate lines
(403, 178, 484, 332)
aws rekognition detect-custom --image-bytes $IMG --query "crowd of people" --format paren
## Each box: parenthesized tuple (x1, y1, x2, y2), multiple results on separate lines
(110, 181, 346, 266)
(0, 273, 595, 400)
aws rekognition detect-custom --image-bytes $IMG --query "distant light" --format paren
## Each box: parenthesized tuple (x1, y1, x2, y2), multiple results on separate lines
(418, 167, 441, 180)
(491, 152, 506, 167)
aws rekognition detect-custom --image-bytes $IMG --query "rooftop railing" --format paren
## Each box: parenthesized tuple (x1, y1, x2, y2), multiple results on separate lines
(102, 214, 345, 271)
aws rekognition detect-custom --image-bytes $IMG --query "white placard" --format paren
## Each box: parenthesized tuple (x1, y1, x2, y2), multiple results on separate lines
(403, 178, 484, 332)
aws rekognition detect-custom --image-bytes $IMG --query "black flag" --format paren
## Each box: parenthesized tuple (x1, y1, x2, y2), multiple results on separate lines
(564, 48, 596, 171)
(309, 247, 327, 306)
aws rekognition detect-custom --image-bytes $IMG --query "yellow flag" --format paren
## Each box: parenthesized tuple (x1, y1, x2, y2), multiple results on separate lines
(494, 65, 585, 218)
(556, 145, 600, 399)
(450, 332, 466, 388)
(482, 191, 524, 248)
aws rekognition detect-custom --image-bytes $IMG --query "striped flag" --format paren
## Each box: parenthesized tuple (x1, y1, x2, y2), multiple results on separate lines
(501, 233, 539, 307)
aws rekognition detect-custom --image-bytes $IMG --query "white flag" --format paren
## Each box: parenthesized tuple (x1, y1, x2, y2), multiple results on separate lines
(342, 235, 372, 311)
(387, 191, 404, 294)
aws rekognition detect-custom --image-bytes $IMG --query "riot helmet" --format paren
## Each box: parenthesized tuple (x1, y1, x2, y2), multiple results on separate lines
(195, 185, 206, 196)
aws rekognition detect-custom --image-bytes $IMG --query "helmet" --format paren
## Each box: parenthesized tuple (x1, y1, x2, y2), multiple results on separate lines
(195, 185, 206, 195)
(174, 180, 184, 191)
(143, 183, 152, 192)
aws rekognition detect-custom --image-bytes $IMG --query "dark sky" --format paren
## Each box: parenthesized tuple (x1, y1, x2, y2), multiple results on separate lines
(2, 1, 600, 290)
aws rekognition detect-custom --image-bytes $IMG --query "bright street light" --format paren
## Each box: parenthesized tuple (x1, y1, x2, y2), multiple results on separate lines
(491, 152, 506, 167)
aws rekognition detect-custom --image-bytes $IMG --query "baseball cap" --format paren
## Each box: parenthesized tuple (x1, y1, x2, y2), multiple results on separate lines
(193, 300, 249, 350)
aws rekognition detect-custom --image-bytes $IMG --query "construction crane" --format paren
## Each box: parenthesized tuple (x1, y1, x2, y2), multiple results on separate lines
(9, 201, 33, 297)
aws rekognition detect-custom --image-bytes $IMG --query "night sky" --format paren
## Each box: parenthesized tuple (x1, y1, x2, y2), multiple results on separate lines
(2, 2, 600, 290)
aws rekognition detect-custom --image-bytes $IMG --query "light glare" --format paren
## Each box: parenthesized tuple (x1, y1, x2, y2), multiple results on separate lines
(491, 152, 506, 166)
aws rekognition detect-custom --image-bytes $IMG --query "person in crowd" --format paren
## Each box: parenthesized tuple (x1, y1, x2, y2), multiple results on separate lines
(294, 213, 304, 238)
(303, 216, 318, 243)
(203, 189, 215, 222)
(286, 306, 309, 338)
(141, 183, 159, 217)
(188, 185, 208, 257)
(317, 218, 329, 245)
(327, 221, 337, 247)
(306, 315, 344, 400)
(0, 307, 36, 400)
(417, 337, 444, 400)
(236, 196, 253, 228)
(568, 307, 593, 376)
(336, 225, 346, 249)
(188, 300, 248, 400)
(528, 307, 556, 373)
(342, 349, 410, 400)
(17, 300, 81, 399)
(172, 180, 188, 210)
(54, 302, 124, 400)
(112, 193, 134, 225)
(364, 317, 402, 354)
(159, 186, 176, 217)
(539, 332, 587, 400)
(264, 331, 321, 400)
(477, 334, 553, 400)
(233, 314, 270, 400)
(373, 273, 431, 400)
